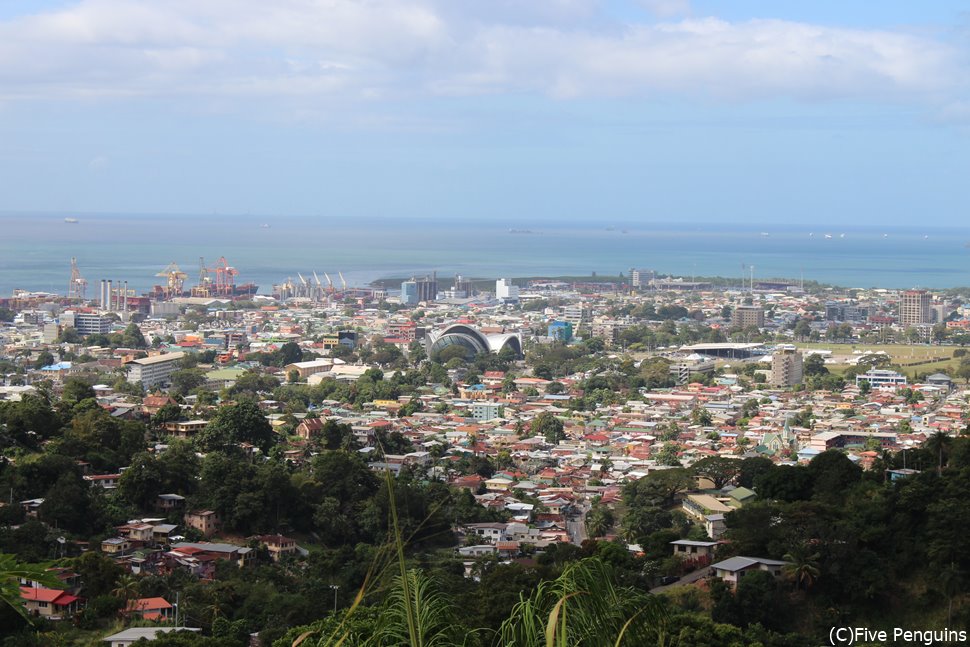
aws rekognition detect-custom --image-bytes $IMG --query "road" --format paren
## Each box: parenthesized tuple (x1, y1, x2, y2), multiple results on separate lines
(649, 566, 710, 594)
(566, 501, 589, 545)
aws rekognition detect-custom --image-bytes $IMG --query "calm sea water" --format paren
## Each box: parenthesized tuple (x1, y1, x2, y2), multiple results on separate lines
(1, 212, 969, 295)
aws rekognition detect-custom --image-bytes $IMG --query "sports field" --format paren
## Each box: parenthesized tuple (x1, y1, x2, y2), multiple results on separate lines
(795, 343, 963, 379)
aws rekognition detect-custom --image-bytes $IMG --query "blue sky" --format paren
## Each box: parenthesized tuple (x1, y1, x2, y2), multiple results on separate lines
(1, 0, 968, 225)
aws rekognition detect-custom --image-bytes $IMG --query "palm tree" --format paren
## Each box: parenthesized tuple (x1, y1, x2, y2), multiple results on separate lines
(112, 574, 140, 624)
(873, 448, 896, 481)
(782, 544, 821, 591)
(924, 430, 952, 476)
(585, 505, 615, 539)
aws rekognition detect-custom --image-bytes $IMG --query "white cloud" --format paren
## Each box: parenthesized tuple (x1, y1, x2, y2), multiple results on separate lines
(0, 0, 963, 109)
(638, 0, 691, 19)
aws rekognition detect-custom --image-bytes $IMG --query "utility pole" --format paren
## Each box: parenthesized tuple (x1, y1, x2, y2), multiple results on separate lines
(329, 584, 339, 614)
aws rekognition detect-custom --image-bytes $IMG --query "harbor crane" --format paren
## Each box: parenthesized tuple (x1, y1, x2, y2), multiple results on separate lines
(191, 257, 211, 297)
(156, 261, 188, 298)
(68, 257, 88, 300)
(208, 256, 239, 296)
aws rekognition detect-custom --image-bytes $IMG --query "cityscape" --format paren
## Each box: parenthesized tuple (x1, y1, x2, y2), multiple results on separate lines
(3, 259, 970, 646)
(3, 1, 970, 647)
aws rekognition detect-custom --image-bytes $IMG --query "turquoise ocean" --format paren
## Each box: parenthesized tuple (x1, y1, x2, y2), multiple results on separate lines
(2, 212, 970, 295)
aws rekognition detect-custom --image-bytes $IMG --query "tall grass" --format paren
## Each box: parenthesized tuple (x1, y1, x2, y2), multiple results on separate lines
(497, 559, 669, 647)
(290, 467, 666, 647)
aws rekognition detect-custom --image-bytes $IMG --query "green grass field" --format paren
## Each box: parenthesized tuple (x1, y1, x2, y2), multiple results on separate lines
(795, 343, 962, 379)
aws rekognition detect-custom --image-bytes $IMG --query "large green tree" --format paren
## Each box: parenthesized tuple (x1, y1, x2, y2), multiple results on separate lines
(169, 368, 207, 396)
(121, 323, 148, 348)
(118, 451, 166, 509)
(196, 401, 276, 454)
(530, 412, 565, 444)
(691, 456, 740, 489)
(55, 408, 147, 471)
(39, 472, 99, 535)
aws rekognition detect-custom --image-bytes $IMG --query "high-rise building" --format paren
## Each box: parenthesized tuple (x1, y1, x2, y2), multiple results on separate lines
(825, 302, 869, 322)
(562, 304, 586, 326)
(771, 347, 803, 387)
(61, 311, 112, 336)
(415, 273, 438, 302)
(401, 274, 438, 305)
(126, 352, 185, 388)
(400, 280, 418, 306)
(496, 279, 519, 303)
(731, 305, 764, 329)
(591, 320, 629, 347)
(899, 290, 930, 327)
(629, 268, 655, 287)
(42, 323, 60, 344)
(452, 274, 474, 298)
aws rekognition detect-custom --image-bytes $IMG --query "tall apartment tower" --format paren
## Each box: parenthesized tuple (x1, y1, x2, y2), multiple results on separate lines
(401, 273, 437, 304)
(400, 280, 419, 306)
(629, 268, 655, 287)
(496, 279, 519, 303)
(899, 290, 930, 327)
(771, 347, 803, 387)
(732, 305, 765, 329)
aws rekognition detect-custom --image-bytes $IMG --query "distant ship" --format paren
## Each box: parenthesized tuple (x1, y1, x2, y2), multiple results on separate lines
(824, 234, 833, 239)
(508, 229, 534, 234)
(840, 233, 845, 238)
(260, 224, 271, 229)
(64, 217, 79, 224)
(233, 283, 259, 296)
(760, 232, 770, 237)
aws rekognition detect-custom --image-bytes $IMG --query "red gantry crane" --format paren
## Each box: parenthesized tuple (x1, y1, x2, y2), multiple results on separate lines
(208, 256, 239, 296)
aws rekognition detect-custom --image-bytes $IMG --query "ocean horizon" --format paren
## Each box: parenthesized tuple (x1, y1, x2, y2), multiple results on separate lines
(2, 212, 970, 296)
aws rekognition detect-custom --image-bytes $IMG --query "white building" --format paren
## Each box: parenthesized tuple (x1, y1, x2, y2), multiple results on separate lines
(710, 556, 789, 589)
(103, 628, 200, 647)
(562, 304, 586, 326)
(629, 268, 655, 287)
(496, 279, 519, 303)
(61, 311, 112, 336)
(855, 369, 907, 388)
(126, 352, 185, 388)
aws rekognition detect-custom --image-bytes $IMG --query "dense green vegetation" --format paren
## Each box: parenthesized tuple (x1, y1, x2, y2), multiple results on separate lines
(617, 446, 970, 639)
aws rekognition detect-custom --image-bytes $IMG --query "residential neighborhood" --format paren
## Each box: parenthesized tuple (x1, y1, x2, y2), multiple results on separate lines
(2, 275, 969, 644)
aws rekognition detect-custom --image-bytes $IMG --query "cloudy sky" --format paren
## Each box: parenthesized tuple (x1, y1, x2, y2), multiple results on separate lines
(1, 0, 969, 225)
